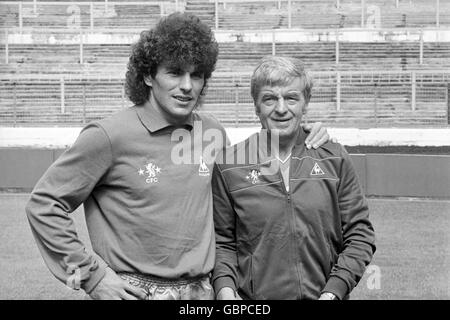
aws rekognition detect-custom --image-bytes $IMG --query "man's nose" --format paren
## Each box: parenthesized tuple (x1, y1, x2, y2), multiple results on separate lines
(274, 97, 288, 114)
(179, 73, 193, 92)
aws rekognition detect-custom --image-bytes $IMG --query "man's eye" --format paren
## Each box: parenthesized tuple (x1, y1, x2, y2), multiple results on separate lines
(191, 72, 204, 79)
(168, 69, 181, 76)
(262, 97, 277, 106)
(286, 93, 299, 99)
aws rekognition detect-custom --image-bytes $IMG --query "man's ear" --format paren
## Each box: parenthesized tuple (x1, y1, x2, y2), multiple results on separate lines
(200, 83, 207, 96)
(302, 103, 308, 116)
(254, 103, 260, 116)
(144, 75, 153, 88)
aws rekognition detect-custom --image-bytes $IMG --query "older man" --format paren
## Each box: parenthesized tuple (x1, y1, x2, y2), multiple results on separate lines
(212, 56, 376, 300)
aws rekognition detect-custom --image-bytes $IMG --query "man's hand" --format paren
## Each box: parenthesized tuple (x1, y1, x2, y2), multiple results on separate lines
(318, 292, 338, 300)
(303, 122, 337, 149)
(89, 267, 148, 300)
(216, 287, 242, 300)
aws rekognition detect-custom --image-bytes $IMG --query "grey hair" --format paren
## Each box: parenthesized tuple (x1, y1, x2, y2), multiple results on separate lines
(250, 56, 313, 106)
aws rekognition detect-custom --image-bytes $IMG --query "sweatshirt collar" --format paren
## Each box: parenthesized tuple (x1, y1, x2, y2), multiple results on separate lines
(136, 102, 194, 133)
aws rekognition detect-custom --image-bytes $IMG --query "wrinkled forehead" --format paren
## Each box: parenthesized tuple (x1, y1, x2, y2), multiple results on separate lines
(257, 76, 307, 96)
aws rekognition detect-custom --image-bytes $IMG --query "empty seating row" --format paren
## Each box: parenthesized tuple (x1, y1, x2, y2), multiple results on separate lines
(3, 42, 449, 73)
(212, 0, 450, 30)
(1, 2, 164, 29)
(1, 71, 448, 126)
(2, 0, 449, 30)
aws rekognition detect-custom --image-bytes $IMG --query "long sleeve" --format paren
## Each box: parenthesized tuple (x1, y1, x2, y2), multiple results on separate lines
(322, 145, 376, 299)
(25, 123, 113, 293)
(211, 162, 239, 293)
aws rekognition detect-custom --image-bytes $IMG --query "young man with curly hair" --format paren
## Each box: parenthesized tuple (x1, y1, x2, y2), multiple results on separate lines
(26, 13, 331, 300)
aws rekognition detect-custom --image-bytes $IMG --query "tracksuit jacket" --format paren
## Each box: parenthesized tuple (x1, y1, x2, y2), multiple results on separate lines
(212, 130, 376, 300)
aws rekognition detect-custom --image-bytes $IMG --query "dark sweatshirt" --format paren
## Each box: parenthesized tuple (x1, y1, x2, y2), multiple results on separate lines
(26, 105, 226, 293)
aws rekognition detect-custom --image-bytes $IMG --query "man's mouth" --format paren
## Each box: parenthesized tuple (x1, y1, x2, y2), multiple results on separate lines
(173, 95, 193, 102)
(272, 118, 292, 123)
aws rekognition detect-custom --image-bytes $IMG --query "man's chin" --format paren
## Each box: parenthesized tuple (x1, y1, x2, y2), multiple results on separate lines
(172, 106, 195, 118)
(268, 128, 293, 136)
(266, 128, 299, 143)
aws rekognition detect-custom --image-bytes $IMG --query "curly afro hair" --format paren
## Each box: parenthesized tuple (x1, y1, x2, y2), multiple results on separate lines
(125, 12, 219, 106)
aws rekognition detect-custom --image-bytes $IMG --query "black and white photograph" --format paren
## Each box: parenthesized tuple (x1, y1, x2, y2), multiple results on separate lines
(0, 0, 449, 307)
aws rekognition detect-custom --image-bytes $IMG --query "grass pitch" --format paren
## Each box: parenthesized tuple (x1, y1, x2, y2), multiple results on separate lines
(1, 194, 449, 300)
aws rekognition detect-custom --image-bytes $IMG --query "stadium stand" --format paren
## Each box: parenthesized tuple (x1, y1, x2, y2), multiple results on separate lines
(211, 0, 450, 30)
(1, 0, 449, 30)
(217, 40, 450, 72)
(6, 43, 131, 65)
(0, 1, 449, 127)
(1, 70, 448, 126)
(0, 1, 171, 29)
(185, 0, 215, 28)
(4, 39, 450, 73)
(0, 77, 125, 125)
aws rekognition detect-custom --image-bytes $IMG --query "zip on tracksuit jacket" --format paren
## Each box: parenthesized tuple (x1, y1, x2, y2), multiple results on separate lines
(212, 130, 376, 300)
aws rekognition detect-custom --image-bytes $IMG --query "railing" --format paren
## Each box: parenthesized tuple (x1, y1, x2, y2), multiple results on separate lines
(0, 0, 448, 31)
(211, 0, 446, 30)
(2, 27, 449, 67)
(1, 70, 449, 126)
(0, 1, 180, 31)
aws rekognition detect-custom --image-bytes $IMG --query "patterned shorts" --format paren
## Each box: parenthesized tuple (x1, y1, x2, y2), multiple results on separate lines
(118, 272, 215, 300)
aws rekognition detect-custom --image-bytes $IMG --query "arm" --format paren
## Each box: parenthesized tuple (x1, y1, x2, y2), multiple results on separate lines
(25, 124, 112, 294)
(211, 163, 240, 300)
(321, 145, 376, 299)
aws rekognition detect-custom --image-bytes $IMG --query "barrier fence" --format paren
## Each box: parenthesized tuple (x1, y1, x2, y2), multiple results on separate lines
(212, 0, 448, 30)
(1, 70, 449, 126)
(2, 27, 450, 67)
(0, 1, 178, 30)
(0, 0, 448, 31)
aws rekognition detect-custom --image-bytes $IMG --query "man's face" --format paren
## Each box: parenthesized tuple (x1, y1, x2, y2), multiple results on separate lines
(146, 63, 205, 123)
(255, 77, 306, 141)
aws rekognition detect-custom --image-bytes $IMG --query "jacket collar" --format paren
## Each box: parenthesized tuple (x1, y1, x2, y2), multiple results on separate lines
(257, 127, 307, 164)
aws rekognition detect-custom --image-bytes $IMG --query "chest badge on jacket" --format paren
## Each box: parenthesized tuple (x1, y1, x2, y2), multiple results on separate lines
(138, 161, 162, 184)
(246, 169, 261, 184)
(310, 162, 325, 176)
